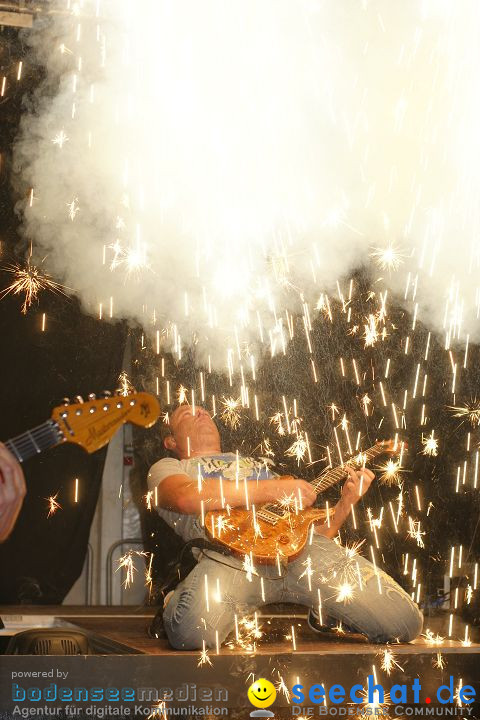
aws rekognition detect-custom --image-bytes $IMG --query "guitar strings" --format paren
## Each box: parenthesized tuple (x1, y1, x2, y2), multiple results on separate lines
(7, 422, 58, 448)
(5, 421, 60, 459)
(262, 444, 383, 516)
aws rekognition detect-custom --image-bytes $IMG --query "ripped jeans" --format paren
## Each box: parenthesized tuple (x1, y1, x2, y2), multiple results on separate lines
(163, 533, 423, 650)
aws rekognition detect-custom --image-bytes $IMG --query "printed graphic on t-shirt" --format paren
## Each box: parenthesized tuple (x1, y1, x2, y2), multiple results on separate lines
(193, 455, 274, 482)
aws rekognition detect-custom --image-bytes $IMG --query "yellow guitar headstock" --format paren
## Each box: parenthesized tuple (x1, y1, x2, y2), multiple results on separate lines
(50, 391, 160, 453)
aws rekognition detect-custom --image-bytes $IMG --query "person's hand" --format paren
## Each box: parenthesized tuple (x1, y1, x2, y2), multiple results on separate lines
(0, 442, 26, 542)
(340, 465, 374, 508)
(313, 465, 374, 538)
(270, 476, 317, 508)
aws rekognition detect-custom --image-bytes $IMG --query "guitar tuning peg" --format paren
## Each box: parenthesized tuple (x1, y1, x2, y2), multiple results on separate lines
(101, 390, 112, 398)
(61, 398, 71, 405)
(74, 395, 84, 404)
(88, 393, 96, 401)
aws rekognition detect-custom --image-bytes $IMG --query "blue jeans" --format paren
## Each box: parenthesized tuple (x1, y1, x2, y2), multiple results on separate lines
(163, 534, 423, 649)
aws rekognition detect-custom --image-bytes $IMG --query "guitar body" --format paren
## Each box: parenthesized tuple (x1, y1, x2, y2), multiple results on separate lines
(205, 506, 334, 564)
(203, 440, 400, 564)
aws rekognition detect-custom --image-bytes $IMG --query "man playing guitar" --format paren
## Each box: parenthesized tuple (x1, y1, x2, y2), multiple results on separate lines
(148, 405, 423, 649)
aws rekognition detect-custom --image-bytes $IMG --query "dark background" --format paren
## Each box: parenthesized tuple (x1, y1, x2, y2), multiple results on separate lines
(0, 25, 127, 603)
(0, 22, 479, 627)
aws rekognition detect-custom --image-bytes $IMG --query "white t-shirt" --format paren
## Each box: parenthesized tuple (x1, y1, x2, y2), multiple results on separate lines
(147, 453, 276, 543)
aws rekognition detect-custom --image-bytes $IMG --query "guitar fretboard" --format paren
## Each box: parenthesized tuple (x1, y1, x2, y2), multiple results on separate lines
(4, 421, 61, 463)
(262, 442, 389, 516)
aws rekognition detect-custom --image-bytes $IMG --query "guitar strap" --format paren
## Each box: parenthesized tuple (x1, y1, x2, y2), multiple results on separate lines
(154, 538, 234, 601)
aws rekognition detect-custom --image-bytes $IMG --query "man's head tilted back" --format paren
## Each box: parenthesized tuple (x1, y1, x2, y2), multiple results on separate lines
(163, 405, 222, 459)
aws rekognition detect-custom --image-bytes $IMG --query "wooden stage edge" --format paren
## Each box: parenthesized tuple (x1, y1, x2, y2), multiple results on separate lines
(1, 605, 479, 657)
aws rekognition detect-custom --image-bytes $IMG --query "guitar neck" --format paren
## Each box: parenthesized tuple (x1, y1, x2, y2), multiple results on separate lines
(4, 420, 61, 463)
(260, 441, 390, 517)
(309, 442, 387, 496)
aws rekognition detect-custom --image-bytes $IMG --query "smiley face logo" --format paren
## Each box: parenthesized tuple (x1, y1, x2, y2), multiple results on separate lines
(247, 678, 276, 709)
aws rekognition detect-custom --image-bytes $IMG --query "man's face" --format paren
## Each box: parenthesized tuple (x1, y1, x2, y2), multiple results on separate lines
(166, 405, 221, 458)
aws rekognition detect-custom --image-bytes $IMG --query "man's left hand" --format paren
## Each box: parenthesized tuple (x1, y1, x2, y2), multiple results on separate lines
(340, 465, 375, 508)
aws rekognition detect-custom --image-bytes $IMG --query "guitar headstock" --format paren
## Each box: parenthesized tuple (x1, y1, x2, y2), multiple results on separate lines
(376, 438, 405, 455)
(51, 391, 160, 453)
(351, 439, 406, 467)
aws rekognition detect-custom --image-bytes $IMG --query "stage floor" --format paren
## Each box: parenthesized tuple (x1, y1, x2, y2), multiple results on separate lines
(1, 606, 479, 716)
(1, 604, 479, 656)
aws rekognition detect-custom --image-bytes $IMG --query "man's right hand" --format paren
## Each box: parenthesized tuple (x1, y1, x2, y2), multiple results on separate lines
(269, 475, 317, 508)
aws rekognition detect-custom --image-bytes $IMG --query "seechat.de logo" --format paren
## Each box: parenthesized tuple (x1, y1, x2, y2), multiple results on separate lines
(247, 678, 277, 717)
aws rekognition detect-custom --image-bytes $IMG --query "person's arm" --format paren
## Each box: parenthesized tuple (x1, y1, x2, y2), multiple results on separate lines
(154, 471, 317, 514)
(0, 442, 27, 542)
(314, 465, 375, 539)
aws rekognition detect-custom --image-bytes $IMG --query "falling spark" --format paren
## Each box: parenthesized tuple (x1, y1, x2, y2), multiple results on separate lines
(335, 582, 355, 604)
(145, 553, 154, 594)
(361, 393, 372, 415)
(52, 129, 69, 148)
(117, 370, 134, 396)
(285, 432, 308, 465)
(363, 315, 379, 347)
(370, 243, 405, 271)
(360, 687, 391, 716)
(344, 539, 365, 560)
(260, 436, 275, 458)
(423, 629, 445, 646)
(116, 550, 149, 588)
(243, 553, 257, 582)
(220, 396, 242, 429)
(275, 675, 291, 702)
(147, 701, 167, 720)
(177, 385, 188, 404)
(279, 492, 297, 512)
(46, 493, 61, 518)
(67, 197, 80, 221)
(299, 556, 314, 590)
(108, 240, 149, 277)
(380, 648, 404, 675)
(0, 260, 68, 314)
(214, 514, 234, 537)
(197, 641, 213, 667)
(447, 400, 480, 428)
(407, 517, 425, 548)
(270, 410, 286, 435)
(377, 459, 404, 487)
(226, 616, 263, 652)
(433, 652, 447, 670)
(462, 627, 471, 647)
(422, 431, 438, 456)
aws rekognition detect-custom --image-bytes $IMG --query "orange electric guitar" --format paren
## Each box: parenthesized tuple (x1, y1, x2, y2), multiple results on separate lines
(3, 391, 160, 462)
(205, 439, 399, 564)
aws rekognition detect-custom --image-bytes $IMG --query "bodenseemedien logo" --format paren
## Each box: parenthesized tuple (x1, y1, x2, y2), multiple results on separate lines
(247, 678, 277, 717)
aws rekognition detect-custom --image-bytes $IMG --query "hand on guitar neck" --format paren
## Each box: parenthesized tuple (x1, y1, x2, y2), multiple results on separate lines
(0, 442, 26, 543)
(314, 464, 375, 539)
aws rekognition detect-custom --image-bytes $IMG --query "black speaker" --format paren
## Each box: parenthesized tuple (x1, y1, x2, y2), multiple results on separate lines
(6, 629, 91, 655)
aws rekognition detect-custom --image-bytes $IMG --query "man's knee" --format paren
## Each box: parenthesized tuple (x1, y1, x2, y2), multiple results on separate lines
(162, 591, 236, 650)
(163, 614, 215, 650)
(162, 588, 210, 650)
(393, 602, 423, 642)
(368, 598, 423, 643)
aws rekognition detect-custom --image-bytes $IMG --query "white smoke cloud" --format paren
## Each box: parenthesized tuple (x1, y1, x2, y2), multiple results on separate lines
(13, 0, 480, 369)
